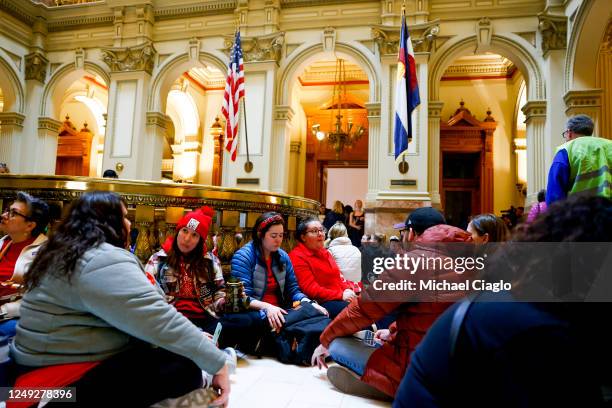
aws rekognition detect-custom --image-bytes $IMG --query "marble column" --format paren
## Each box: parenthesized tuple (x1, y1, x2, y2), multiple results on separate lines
(288, 140, 301, 196)
(36, 117, 62, 174)
(427, 101, 444, 208)
(365, 102, 381, 202)
(0, 112, 25, 172)
(269, 105, 293, 193)
(101, 42, 159, 180)
(563, 89, 603, 136)
(522, 101, 547, 204)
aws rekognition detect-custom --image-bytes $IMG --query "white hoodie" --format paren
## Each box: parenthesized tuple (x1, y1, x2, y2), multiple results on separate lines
(327, 236, 362, 283)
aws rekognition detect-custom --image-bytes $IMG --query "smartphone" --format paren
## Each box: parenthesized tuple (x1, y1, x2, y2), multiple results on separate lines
(212, 322, 223, 345)
(362, 330, 376, 347)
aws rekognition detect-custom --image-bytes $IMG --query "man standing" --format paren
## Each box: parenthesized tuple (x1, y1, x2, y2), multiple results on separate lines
(546, 114, 612, 204)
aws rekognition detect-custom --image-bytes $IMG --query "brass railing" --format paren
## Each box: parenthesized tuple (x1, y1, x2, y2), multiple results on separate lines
(0, 175, 319, 270)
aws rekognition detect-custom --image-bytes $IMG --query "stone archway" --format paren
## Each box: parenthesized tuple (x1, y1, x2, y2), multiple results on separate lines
(428, 34, 546, 204)
(0, 53, 26, 171)
(276, 41, 382, 196)
(0, 52, 25, 113)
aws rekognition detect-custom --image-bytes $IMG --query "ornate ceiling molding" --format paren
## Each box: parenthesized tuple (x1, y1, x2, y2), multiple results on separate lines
(537, 12, 567, 55)
(25, 52, 48, 83)
(154, 1, 236, 21)
(442, 57, 516, 80)
(281, 0, 371, 8)
(47, 15, 113, 32)
(223, 31, 284, 64)
(371, 19, 440, 56)
(0, 0, 36, 26)
(102, 42, 156, 74)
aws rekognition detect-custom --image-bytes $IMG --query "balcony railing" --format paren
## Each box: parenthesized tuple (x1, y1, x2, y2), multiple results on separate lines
(0, 175, 319, 270)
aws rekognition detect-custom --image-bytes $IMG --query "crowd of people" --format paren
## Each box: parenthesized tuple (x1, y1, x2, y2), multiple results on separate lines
(0, 114, 609, 407)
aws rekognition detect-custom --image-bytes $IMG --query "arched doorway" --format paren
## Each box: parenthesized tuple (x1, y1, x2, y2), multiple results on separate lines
(42, 64, 110, 177)
(296, 57, 370, 207)
(149, 53, 227, 185)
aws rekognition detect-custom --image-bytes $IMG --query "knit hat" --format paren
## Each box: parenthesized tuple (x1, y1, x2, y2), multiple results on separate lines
(176, 206, 215, 240)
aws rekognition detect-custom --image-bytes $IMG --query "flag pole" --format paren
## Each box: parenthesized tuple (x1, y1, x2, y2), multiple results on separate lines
(242, 97, 253, 173)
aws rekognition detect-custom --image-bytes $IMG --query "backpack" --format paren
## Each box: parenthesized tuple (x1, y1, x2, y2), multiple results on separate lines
(275, 303, 330, 366)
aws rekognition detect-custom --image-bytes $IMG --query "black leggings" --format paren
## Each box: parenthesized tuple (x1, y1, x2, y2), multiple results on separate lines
(41, 347, 203, 408)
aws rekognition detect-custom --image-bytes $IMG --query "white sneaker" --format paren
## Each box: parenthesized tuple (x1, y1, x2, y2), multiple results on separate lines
(224, 347, 237, 374)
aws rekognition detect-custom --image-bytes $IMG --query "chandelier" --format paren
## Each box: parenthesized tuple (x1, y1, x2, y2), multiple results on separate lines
(311, 59, 365, 157)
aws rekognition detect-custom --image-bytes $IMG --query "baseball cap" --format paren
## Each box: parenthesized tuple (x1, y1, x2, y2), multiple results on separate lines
(404, 207, 446, 233)
(393, 222, 406, 230)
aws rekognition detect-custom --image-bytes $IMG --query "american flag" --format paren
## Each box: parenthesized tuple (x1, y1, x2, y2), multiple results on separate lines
(222, 30, 245, 162)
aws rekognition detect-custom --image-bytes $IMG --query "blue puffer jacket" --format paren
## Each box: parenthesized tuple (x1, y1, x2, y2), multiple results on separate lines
(231, 241, 306, 308)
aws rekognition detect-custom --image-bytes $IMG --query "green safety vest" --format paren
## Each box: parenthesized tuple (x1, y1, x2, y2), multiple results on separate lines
(557, 136, 612, 199)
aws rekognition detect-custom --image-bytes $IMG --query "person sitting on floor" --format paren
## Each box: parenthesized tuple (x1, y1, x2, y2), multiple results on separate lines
(311, 207, 472, 400)
(0, 192, 49, 338)
(230, 212, 328, 354)
(12, 192, 230, 407)
(290, 217, 357, 319)
(326, 222, 362, 286)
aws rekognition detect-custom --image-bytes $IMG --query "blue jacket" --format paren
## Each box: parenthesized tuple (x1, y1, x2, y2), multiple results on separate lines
(231, 241, 306, 308)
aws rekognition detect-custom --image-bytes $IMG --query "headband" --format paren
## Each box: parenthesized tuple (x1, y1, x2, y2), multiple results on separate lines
(257, 214, 284, 233)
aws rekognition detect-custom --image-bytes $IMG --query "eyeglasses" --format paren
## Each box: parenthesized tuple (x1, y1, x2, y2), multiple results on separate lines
(267, 232, 285, 239)
(306, 228, 326, 236)
(2, 208, 29, 220)
(561, 130, 570, 140)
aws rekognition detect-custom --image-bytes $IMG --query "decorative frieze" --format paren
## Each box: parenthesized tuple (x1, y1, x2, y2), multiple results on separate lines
(365, 102, 381, 118)
(223, 32, 284, 64)
(153, 1, 236, 21)
(537, 13, 567, 55)
(274, 105, 294, 122)
(521, 101, 547, 122)
(37, 117, 62, 132)
(146, 112, 170, 129)
(371, 20, 440, 56)
(0, 112, 25, 128)
(102, 42, 156, 74)
(563, 89, 603, 111)
(25, 52, 48, 83)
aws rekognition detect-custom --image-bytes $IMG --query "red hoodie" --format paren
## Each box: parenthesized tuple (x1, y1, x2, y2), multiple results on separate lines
(289, 242, 350, 303)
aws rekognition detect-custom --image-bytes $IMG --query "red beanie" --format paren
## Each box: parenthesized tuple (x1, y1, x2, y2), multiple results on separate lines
(176, 206, 215, 241)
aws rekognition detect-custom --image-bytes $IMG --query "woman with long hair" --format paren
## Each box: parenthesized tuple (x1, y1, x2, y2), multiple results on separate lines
(13, 192, 229, 407)
(323, 200, 346, 231)
(230, 212, 328, 352)
(348, 200, 365, 247)
(467, 213, 510, 243)
(145, 206, 225, 334)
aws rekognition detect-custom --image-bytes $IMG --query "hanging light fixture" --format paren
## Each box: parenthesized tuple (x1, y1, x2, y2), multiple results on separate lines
(311, 59, 365, 157)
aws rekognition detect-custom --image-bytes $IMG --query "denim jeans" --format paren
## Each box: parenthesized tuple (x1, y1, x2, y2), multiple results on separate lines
(329, 336, 377, 377)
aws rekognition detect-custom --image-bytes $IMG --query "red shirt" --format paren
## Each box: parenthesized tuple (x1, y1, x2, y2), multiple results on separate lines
(261, 257, 280, 306)
(174, 262, 204, 318)
(289, 242, 349, 303)
(0, 237, 35, 282)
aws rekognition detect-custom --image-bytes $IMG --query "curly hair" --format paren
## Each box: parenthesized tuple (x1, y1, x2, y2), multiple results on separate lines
(24, 191, 127, 290)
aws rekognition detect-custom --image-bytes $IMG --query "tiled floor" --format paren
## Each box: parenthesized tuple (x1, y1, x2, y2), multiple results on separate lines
(229, 356, 391, 408)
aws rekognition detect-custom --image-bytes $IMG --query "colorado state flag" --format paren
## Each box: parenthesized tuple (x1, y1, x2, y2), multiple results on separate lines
(394, 13, 420, 159)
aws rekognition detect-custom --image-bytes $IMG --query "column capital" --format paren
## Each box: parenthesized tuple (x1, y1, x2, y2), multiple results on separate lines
(365, 102, 381, 118)
(224, 32, 284, 65)
(273, 105, 294, 121)
(537, 12, 567, 56)
(102, 41, 157, 75)
(37, 117, 62, 132)
(0, 112, 25, 128)
(25, 52, 48, 83)
(521, 101, 547, 121)
(146, 112, 170, 129)
(290, 141, 301, 154)
(563, 89, 603, 113)
(428, 101, 444, 118)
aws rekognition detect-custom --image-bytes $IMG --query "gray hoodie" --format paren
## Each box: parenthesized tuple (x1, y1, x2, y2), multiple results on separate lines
(11, 243, 226, 375)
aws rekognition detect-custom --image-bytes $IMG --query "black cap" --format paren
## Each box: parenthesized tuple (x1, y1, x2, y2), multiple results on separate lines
(405, 207, 446, 234)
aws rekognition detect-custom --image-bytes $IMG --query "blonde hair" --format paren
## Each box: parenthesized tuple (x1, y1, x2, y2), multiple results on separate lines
(332, 200, 344, 214)
(328, 222, 348, 240)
